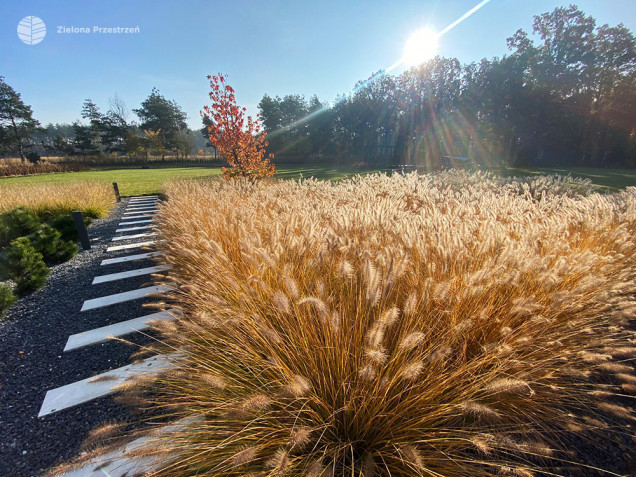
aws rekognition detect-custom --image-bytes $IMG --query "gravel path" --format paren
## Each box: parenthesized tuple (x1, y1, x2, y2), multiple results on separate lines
(0, 199, 161, 476)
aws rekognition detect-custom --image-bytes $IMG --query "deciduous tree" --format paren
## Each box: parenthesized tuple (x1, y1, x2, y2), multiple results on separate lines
(202, 74, 275, 179)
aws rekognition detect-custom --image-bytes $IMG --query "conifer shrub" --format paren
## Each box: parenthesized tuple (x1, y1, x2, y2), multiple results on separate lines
(0, 237, 49, 296)
(0, 282, 16, 319)
(0, 207, 40, 247)
(48, 214, 92, 242)
(29, 224, 78, 263)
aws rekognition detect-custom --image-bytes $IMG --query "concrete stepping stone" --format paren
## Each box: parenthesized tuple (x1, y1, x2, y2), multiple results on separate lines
(116, 225, 154, 233)
(106, 241, 156, 252)
(121, 214, 155, 221)
(129, 195, 158, 200)
(126, 201, 159, 209)
(124, 209, 156, 215)
(38, 354, 176, 417)
(118, 218, 153, 226)
(124, 208, 157, 214)
(127, 203, 158, 208)
(56, 416, 202, 477)
(126, 205, 157, 210)
(101, 251, 162, 266)
(112, 232, 158, 242)
(92, 265, 172, 285)
(126, 203, 157, 208)
(128, 199, 158, 205)
(81, 284, 172, 312)
(64, 309, 179, 352)
(128, 198, 158, 203)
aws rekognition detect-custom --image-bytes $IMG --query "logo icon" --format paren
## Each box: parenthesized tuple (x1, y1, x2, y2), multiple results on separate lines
(17, 16, 46, 45)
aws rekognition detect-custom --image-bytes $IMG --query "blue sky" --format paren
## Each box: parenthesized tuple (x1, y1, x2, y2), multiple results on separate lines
(1, 0, 635, 130)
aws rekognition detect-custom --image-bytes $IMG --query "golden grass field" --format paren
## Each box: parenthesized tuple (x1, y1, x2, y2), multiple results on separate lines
(57, 172, 636, 476)
(0, 181, 115, 218)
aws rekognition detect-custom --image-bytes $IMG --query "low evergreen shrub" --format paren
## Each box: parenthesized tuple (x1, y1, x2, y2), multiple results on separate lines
(0, 237, 49, 296)
(48, 214, 92, 242)
(0, 282, 16, 319)
(0, 207, 40, 248)
(29, 224, 78, 263)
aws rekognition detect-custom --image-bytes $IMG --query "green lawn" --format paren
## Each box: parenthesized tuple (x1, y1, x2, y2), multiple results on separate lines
(0, 167, 223, 196)
(1, 164, 635, 195)
(501, 166, 636, 191)
(0, 165, 372, 196)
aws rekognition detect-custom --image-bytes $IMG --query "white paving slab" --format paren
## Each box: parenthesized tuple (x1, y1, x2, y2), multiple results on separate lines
(112, 232, 158, 242)
(124, 210, 156, 216)
(57, 416, 202, 477)
(124, 210, 157, 216)
(81, 284, 172, 312)
(121, 214, 155, 220)
(126, 204, 157, 212)
(116, 225, 154, 233)
(38, 354, 176, 417)
(118, 218, 153, 226)
(64, 309, 179, 352)
(101, 251, 162, 266)
(128, 198, 158, 204)
(124, 207, 157, 215)
(106, 240, 156, 252)
(125, 204, 157, 210)
(92, 264, 172, 285)
(129, 195, 158, 200)
(126, 204, 158, 209)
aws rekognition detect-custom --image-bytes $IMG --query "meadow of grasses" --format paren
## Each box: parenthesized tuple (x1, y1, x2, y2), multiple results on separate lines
(60, 172, 636, 476)
(0, 181, 115, 219)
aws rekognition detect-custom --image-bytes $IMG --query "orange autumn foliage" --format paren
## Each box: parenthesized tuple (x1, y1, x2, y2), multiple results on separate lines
(201, 74, 276, 180)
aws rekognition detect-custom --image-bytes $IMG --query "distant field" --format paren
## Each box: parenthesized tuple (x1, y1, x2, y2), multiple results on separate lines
(0, 164, 635, 195)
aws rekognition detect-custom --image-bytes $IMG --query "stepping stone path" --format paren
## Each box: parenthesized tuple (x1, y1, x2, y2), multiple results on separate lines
(37, 196, 180, 476)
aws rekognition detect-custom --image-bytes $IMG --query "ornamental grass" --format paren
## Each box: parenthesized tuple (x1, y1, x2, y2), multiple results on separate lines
(63, 172, 636, 476)
(0, 181, 115, 218)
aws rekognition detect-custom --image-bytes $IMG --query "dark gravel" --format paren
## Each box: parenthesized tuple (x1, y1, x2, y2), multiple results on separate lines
(0, 199, 163, 477)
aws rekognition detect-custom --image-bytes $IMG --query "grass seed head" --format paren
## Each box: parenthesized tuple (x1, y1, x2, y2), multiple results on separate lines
(76, 172, 636, 476)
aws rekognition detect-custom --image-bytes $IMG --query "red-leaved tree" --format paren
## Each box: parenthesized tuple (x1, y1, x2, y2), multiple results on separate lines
(201, 74, 276, 179)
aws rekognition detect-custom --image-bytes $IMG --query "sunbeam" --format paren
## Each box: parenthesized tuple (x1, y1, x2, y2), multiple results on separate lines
(438, 0, 492, 36)
(264, 0, 494, 144)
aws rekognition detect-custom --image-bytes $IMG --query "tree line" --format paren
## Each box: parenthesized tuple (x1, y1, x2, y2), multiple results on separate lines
(258, 5, 636, 168)
(0, 83, 210, 163)
(2, 5, 634, 168)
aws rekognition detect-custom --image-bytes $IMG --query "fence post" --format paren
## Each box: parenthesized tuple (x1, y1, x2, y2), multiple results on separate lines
(112, 182, 121, 202)
(72, 211, 91, 250)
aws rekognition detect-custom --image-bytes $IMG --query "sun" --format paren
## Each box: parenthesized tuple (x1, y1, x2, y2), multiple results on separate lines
(403, 28, 439, 66)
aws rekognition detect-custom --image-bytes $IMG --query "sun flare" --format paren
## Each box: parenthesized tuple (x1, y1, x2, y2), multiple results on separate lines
(403, 28, 439, 66)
